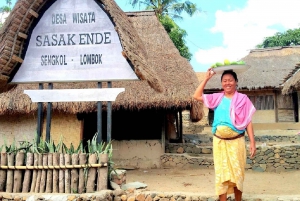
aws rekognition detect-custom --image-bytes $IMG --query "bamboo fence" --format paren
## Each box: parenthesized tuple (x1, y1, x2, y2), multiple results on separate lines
(0, 152, 109, 193)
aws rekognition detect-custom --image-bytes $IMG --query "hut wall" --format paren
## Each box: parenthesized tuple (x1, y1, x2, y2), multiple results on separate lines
(0, 114, 36, 146)
(41, 113, 81, 147)
(0, 112, 81, 147)
(277, 93, 295, 122)
(112, 140, 163, 169)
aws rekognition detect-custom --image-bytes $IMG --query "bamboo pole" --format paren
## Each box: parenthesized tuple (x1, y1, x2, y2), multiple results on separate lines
(0, 163, 107, 169)
(13, 152, 25, 193)
(78, 153, 87, 194)
(30, 153, 38, 192)
(22, 152, 33, 193)
(64, 154, 71, 193)
(71, 154, 79, 193)
(59, 153, 64, 193)
(52, 153, 59, 193)
(34, 154, 43, 193)
(45, 153, 53, 193)
(6, 153, 14, 193)
(86, 154, 97, 193)
(0, 153, 7, 191)
(97, 153, 108, 191)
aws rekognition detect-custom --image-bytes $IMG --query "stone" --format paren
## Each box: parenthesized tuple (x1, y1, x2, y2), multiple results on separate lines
(177, 147, 184, 153)
(120, 195, 127, 201)
(113, 189, 125, 196)
(113, 196, 121, 201)
(111, 181, 121, 190)
(127, 195, 136, 201)
(67, 195, 77, 201)
(136, 194, 146, 201)
(145, 195, 153, 201)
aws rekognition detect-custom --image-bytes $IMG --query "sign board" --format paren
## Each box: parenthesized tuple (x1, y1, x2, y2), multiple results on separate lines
(12, 0, 139, 83)
(24, 88, 125, 102)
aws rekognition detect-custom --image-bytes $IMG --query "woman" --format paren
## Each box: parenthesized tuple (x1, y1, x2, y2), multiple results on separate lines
(193, 68, 256, 201)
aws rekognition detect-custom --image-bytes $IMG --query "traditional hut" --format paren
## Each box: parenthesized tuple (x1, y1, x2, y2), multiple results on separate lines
(0, 0, 202, 169)
(197, 46, 300, 125)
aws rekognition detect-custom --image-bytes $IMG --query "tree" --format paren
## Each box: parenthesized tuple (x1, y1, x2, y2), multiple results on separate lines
(128, 0, 198, 20)
(128, 0, 199, 60)
(160, 15, 192, 60)
(256, 28, 300, 48)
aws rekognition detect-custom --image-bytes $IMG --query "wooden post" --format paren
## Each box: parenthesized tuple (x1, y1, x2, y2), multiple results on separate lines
(107, 82, 112, 142)
(71, 154, 79, 193)
(30, 153, 38, 192)
(6, 153, 14, 193)
(86, 154, 97, 193)
(36, 83, 43, 144)
(97, 82, 102, 143)
(13, 152, 25, 193)
(52, 153, 59, 193)
(46, 83, 53, 142)
(35, 154, 43, 193)
(64, 154, 71, 193)
(78, 153, 87, 194)
(59, 153, 65, 193)
(46, 153, 53, 193)
(97, 153, 108, 191)
(0, 153, 7, 191)
(22, 152, 33, 193)
(39, 154, 48, 193)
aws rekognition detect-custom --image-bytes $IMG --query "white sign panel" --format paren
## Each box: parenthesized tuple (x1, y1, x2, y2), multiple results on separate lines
(24, 88, 125, 102)
(12, 0, 138, 83)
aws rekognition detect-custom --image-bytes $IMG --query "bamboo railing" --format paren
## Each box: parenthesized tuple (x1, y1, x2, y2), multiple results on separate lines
(0, 152, 109, 193)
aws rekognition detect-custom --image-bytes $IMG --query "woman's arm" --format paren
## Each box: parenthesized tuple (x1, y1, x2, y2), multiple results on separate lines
(246, 121, 256, 158)
(193, 68, 215, 102)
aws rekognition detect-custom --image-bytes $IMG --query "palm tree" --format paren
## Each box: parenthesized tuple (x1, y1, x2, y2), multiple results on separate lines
(0, 0, 12, 13)
(128, 0, 199, 20)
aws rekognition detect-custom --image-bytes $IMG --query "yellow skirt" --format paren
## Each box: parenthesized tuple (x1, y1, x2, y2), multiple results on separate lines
(213, 126, 246, 195)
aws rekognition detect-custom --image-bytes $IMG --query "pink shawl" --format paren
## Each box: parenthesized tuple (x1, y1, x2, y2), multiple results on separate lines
(203, 91, 256, 130)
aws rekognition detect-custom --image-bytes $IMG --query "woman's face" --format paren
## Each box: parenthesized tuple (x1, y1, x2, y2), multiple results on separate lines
(221, 74, 237, 94)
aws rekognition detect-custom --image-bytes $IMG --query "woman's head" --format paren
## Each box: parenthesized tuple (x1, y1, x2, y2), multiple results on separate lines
(221, 70, 238, 95)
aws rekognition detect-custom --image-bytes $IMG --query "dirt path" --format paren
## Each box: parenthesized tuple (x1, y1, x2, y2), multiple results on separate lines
(126, 168, 300, 196)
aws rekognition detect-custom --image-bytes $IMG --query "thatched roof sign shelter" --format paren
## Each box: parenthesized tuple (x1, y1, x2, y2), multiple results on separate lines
(203, 46, 300, 91)
(0, 0, 202, 121)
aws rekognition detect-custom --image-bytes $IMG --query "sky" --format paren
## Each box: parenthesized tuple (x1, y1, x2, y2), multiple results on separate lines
(1, 0, 300, 72)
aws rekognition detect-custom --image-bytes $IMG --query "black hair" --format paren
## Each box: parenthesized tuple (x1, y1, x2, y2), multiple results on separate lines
(221, 70, 238, 82)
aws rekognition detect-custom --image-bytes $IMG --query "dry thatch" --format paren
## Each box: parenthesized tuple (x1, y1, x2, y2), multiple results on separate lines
(281, 62, 300, 94)
(0, 1, 202, 121)
(201, 46, 300, 91)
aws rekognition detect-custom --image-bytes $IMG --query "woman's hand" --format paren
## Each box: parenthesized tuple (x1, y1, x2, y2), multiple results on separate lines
(205, 68, 216, 80)
(249, 142, 256, 158)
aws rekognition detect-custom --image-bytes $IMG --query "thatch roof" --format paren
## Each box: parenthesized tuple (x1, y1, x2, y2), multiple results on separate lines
(281, 62, 300, 94)
(0, 0, 203, 121)
(200, 46, 300, 91)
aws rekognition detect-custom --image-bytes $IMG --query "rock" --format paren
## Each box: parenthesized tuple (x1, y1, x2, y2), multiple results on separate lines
(136, 194, 146, 201)
(120, 195, 127, 201)
(121, 182, 147, 190)
(177, 147, 184, 153)
(110, 181, 121, 190)
(127, 195, 136, 201)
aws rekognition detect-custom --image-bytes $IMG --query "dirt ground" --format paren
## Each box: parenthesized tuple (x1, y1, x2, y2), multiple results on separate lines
(126, 168, 300, 196)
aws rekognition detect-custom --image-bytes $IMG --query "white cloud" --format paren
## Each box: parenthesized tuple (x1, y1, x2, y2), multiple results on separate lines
(194, 0, 300, 70)
(0, 12, 9, 24)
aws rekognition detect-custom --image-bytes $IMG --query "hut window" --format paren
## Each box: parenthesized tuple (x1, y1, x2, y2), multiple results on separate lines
(248, 95, 274, 110)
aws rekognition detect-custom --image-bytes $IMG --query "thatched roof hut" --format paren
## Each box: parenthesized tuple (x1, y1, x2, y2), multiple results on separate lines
(202, 46, 300, 91)
(282, 62, 300, 95)
(0, 0, 202, 121)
